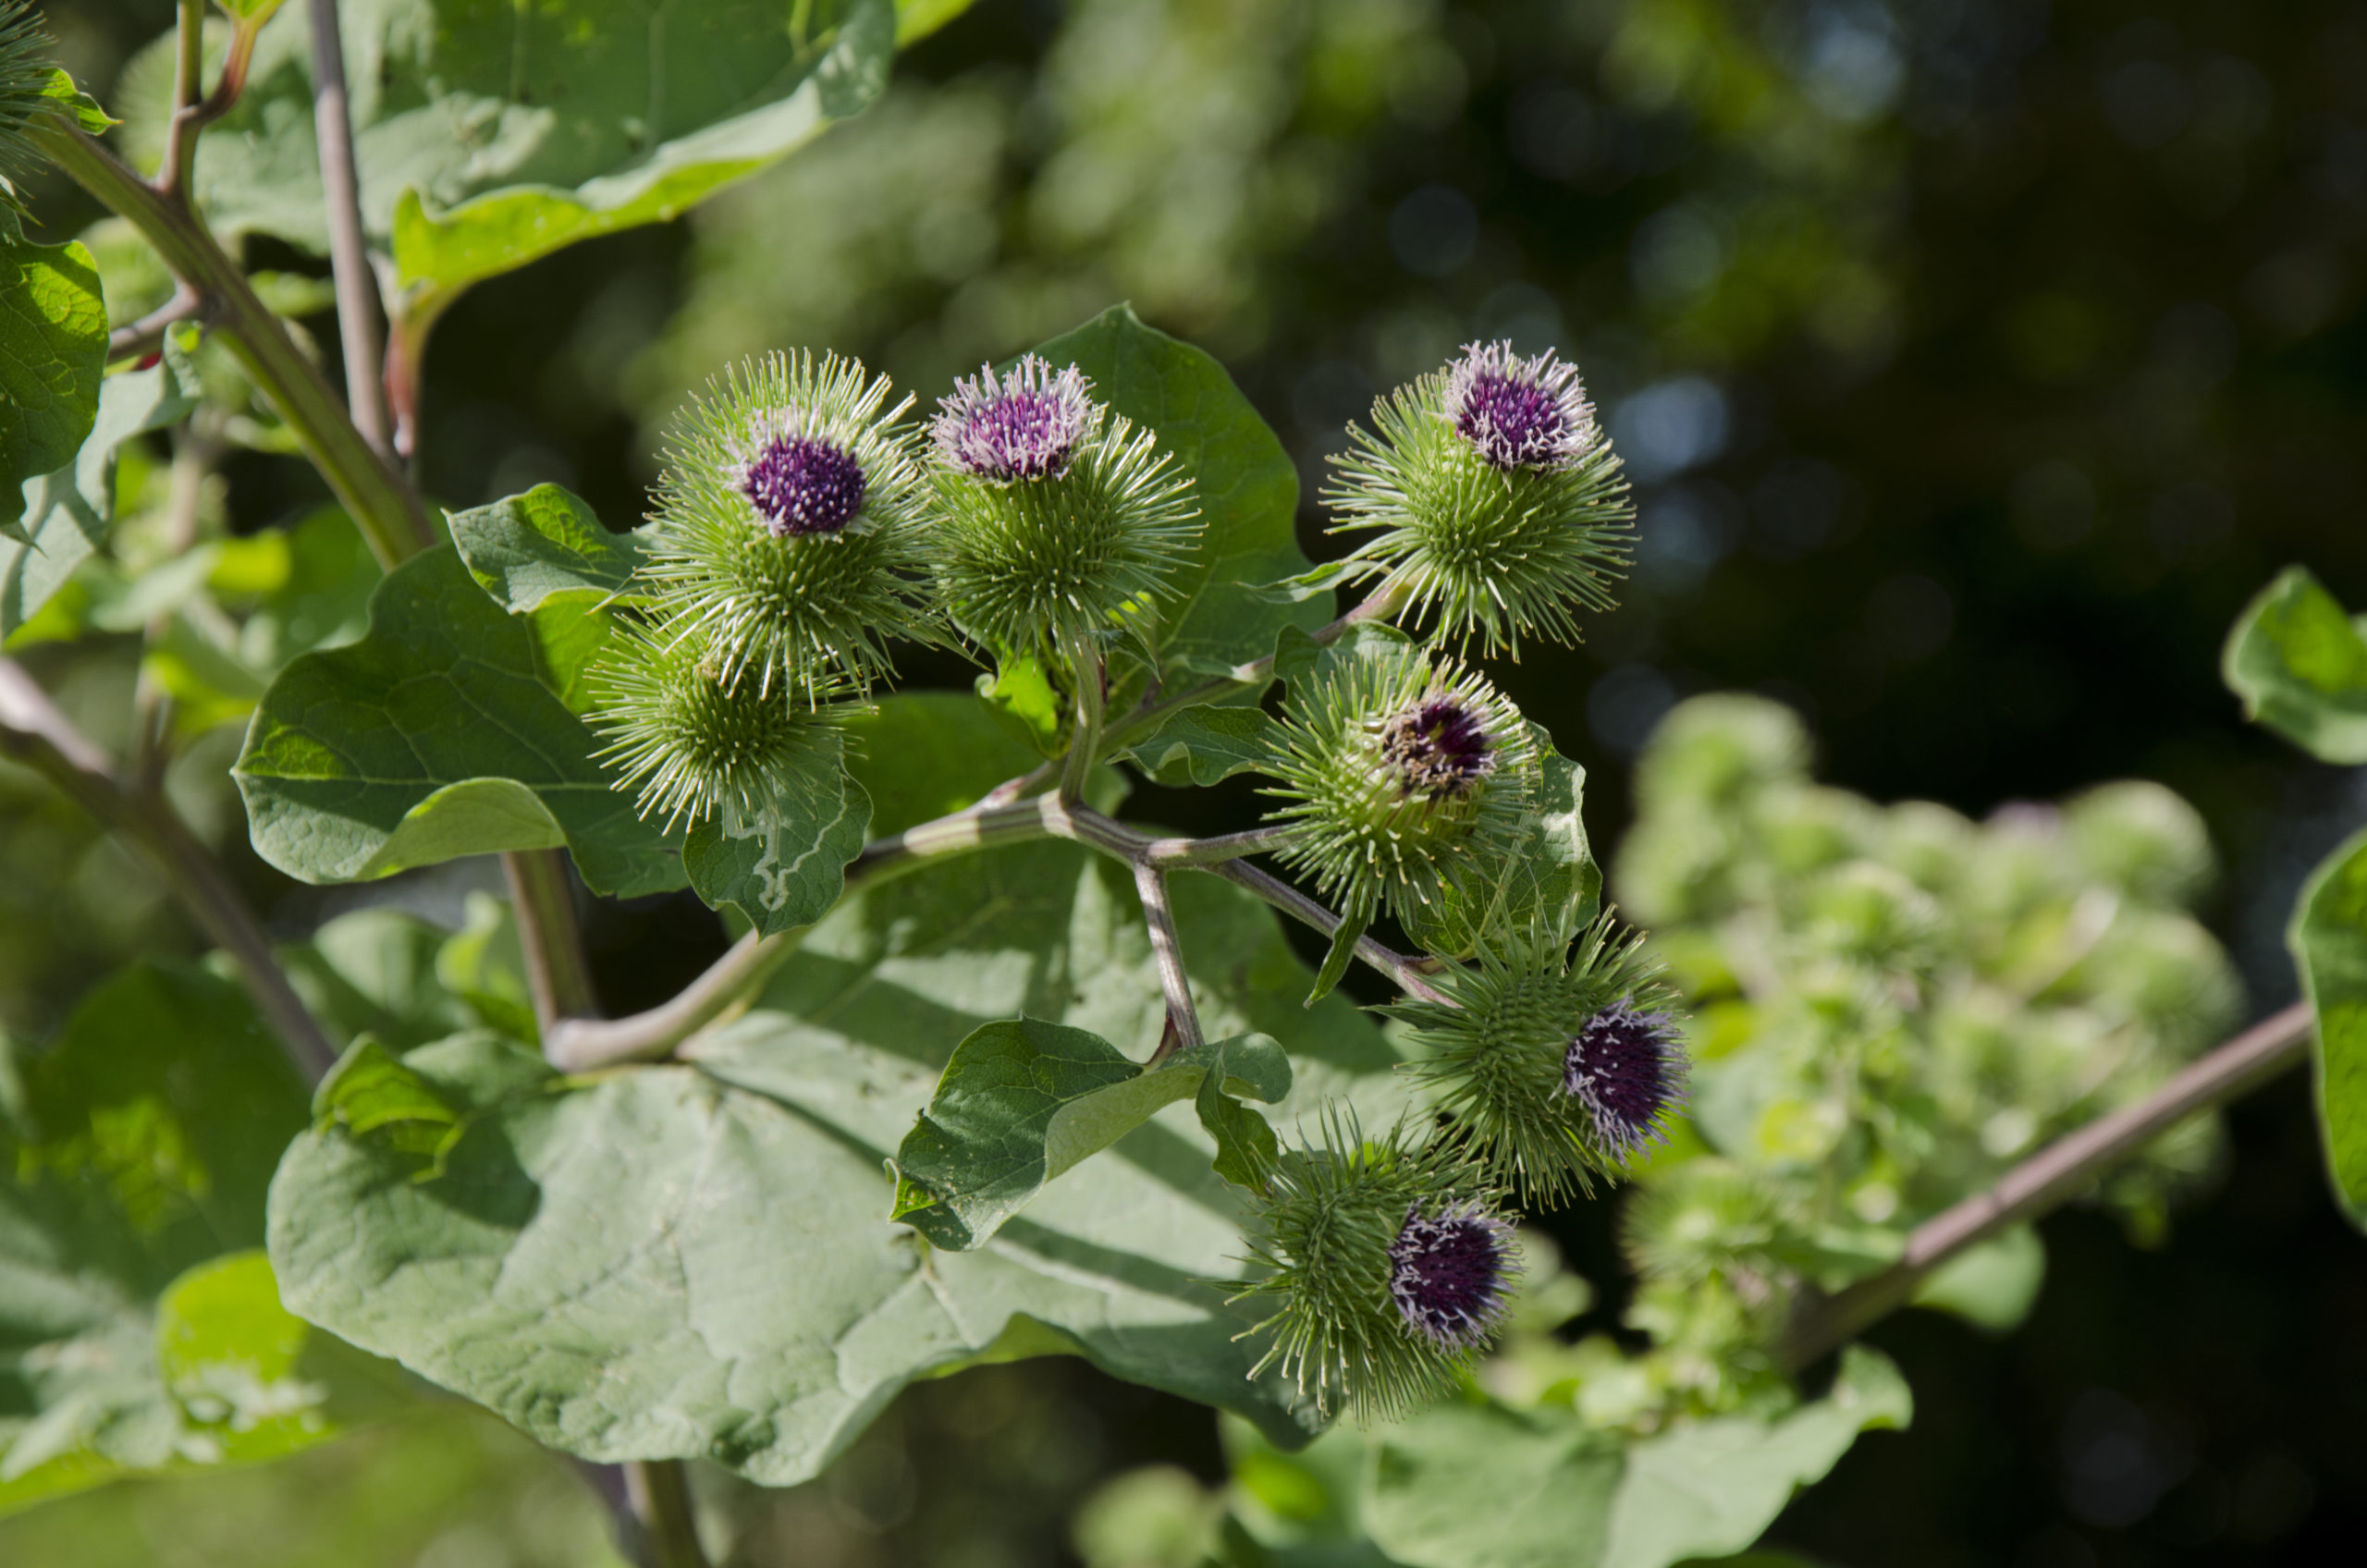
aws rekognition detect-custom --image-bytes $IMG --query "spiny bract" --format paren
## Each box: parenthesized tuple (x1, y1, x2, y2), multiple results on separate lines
(1261, 629, 1535, 925)
(640, 351, 935, 704)
(1325, 339, 1634, 655)
(587, 620, 852, 832)
(1389, 920, 1687, 1203)
(925, 356, 1198, 658)
(1236, 1114, 1517, 1422)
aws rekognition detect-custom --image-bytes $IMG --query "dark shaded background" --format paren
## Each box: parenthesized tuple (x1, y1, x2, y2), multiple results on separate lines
(26, 0, 2367, 1564)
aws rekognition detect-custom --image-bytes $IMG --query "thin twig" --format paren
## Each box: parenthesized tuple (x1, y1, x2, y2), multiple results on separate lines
(1060, 635, 1104, 804)
(305, 0, 394, 456)
(1134, 863, 1204, 1051)
(0, 659, 337, 1082)
(1203, 859, 1450, 1004)
(1779, 999, 2316, 1368)
(106, 288, 207, 364)
(545, 925, 805, 1073)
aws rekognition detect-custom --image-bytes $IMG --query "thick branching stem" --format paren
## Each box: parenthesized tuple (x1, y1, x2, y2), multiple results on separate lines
(0, 660, 336, 1082)
(505, 850, 598, 1036)
(545, 925, 804, 1072)
(1143, 824, 1290, 868)
(306, 0, 394, 456)
(31, 118, 434, 566)
(1134, 863, 1204, 1052)
(1779, 999, 2316, 1368)
(621, 1459, 710, 1568)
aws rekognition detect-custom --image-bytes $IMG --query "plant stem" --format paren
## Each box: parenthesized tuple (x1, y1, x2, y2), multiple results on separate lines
(544, 925, 805, 1072)
(0, 659, 337, 1082)
(1143, 824, 1290, 869)
(1134, 863, 1204, 1051)
(1778, 999, 2315, 1369)
(1061, 635, 1104, 804)
(1203, 857, 1450, 1004)
(505, 850, 599, 1035)
(621, 1459, 710, 1568)
(106, 287, 207, 364)
(306, 0, 394, 456)
(160, 0, 205, 198)
(31, 117, 434, 567)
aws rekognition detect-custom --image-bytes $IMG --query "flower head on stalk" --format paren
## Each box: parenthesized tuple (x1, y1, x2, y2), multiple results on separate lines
(640, 351, 934, 705)
(1237, 1114, 1518, 1422)
(1388, 919, 1687, 1203)
(1323, 340, 1633, 655)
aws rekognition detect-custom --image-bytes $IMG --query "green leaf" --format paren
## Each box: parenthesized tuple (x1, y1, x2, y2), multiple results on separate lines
(190, 0, 917, 299)
(975, 651, 1065, 758)
(1122, 704, 1282, 788)
(1306, 911, 1367, 1007)
(277, 908, 478, 1054)
(447, 484, 649, 615)
(0, 965, 386, 1513)
(1357, 1346, 1911, 1568)
(5, 352, 196, 640)
(2222, 566, 2367, 765)
(2291, 827, 2367, 1230)
(1025, 305, 1328, 689)
(234, 546, 685, 897)
(0, 239, 106, 540)
(682, 729, 873, 937)
(1595, 1345, 1911, 1568)
(435, 892, 540, 1045)
(267, 701, 1414, 1486)
(1910, 1225, 2045, 1331)
(42, 69, 118, 134)
(890, 1022, 1290, 1249)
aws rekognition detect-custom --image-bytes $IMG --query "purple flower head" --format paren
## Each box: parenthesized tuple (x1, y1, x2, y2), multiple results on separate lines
(1561, 999, 1687, 1159)
(932, 354, 1098, 482)
(1388, 1202, 1517, 1351)
(737, 430, 867, 537)
(1443, 341, 1597, 472)
(1380, 695, 1499, 800)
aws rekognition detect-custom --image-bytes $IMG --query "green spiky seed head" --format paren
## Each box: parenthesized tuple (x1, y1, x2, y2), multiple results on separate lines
(1389, 921, 1686, 1204)
(641, 351, 934, 704)
(1262, 629, 1535, 926)
(588, 620, 852, 832)
(1325, 341, 1633, 655)
(926, 356, 1199, 657)
(0, 2, 51, 218)
(1236, 1113, 1518, 1423)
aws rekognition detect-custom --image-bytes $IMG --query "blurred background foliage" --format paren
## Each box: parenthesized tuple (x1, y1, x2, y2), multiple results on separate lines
(14, 0, 2367, 1562)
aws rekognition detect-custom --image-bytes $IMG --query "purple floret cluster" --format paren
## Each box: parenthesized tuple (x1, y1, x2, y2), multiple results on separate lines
(1561, 998, 1687, 1159)
(1444, 340, 1597, 472)
(1388, 1202, 1517, 1350)
(738, 433, 867, 537)
(932, 354, 1097, 482)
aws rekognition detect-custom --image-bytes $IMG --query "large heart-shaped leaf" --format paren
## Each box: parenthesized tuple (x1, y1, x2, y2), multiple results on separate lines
(2292, 827, 2367, 1231)
(1029, 306, 1329, 693)
(266, 695, 1415, 1485)
(0, 239, 106, 540)
(0, 965, 395, 1514)
(234, 546, 684, 896)
(181, 0, 962, 300)
(2223, 566, 2367, 766)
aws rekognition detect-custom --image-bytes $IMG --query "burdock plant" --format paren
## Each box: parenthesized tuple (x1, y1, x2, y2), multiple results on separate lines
(638, 350, 937, 704)
(1236, 1115, 1519, 1422)
(926, 354, 1200, 663)
(1390, 920, 1688, 1202)
(1326, 339, 1634, 655)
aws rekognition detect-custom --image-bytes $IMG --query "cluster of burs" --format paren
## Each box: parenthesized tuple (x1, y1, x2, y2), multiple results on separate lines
(590, 337, 1672, 1422)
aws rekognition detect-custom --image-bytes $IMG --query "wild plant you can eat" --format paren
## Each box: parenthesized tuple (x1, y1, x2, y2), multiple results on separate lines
(6, 5, 2363, 1566)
